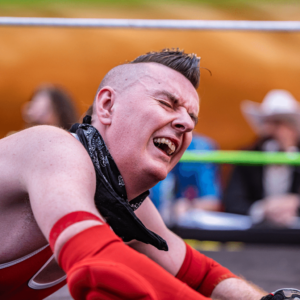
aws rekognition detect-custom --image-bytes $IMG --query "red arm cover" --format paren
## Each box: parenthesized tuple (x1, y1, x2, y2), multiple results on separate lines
(176, 243, 238, 297)
(49, 211, 102, 251)
(59, 224, 211, 300)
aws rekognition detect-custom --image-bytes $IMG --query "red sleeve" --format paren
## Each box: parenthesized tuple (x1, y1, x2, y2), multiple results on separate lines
(176, 242, 238, 297)
(59, 225, 211, 300)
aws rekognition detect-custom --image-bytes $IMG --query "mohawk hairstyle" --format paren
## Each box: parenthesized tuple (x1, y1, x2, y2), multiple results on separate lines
(130, 48, 200, 89)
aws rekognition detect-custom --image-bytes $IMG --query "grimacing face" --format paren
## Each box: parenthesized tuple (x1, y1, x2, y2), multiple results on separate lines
(97, 63, 200, 199)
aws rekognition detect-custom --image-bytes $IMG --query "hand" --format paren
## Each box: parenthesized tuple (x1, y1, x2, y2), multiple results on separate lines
(262, 194, 300, 227)
(261, 290, 285, 300)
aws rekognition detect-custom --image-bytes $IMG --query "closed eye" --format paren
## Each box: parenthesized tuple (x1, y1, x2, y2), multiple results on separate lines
(159, 100, 172, 108)
(190, 114, 198, 125)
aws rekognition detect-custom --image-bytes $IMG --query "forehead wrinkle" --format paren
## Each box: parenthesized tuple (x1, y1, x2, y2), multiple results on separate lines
(153, 90, 179, 103)
(136, 64, 200, 124)
(150, 89, 199, 126)
(157, 89, 199, 113)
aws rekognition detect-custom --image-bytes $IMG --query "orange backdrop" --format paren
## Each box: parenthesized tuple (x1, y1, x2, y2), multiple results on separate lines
(1, 2, 300, 150)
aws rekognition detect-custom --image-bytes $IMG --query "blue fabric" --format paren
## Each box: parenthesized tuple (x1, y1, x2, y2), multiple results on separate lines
(150, 134, 221, 210)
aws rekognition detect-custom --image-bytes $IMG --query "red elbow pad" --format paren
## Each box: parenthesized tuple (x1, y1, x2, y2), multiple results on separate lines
(176, 243, 238, 297)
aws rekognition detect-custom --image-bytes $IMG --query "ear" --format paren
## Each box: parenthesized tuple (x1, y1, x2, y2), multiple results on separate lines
(94, 87, 115, 125)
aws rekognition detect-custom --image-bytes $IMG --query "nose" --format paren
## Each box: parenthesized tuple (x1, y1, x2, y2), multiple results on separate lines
(171, 109, 195, 133)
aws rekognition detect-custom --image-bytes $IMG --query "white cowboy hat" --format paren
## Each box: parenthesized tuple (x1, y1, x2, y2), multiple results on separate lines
(241, 89, 300, 134)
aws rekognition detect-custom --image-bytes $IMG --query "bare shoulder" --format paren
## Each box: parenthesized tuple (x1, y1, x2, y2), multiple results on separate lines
(27, 126, 94, 181)
(0, 125, 96, 202)
(1, 125, 84, 155)
(11, 126, 98, 232)
(6, 125, 87, 157)
(2, 125, 93, 176)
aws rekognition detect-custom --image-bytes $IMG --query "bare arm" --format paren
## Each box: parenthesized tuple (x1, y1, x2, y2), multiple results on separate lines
(211, 278, 265, 300)
(20, 126, 104, 257)
(133, 197, 265, 300)
(131, 196, 186, 275)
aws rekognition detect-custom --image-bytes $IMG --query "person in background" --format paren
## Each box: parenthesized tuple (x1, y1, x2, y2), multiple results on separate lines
(223, 89, 300, 228)
(22, 84, 79, 130)
(150, 132, 221, 224)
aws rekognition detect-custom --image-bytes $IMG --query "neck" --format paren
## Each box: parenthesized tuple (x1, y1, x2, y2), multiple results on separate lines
(122, 172, 157, 201)
(90, 121, 157, 201)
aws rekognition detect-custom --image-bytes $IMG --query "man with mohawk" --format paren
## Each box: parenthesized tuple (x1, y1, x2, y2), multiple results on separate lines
(0, 49, 270, 300)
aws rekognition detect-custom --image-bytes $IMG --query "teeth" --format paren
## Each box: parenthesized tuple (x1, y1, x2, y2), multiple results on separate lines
(153, 137, 176, 155)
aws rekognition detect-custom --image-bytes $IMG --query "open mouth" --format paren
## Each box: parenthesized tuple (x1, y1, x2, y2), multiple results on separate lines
(153, 137, 176, 156)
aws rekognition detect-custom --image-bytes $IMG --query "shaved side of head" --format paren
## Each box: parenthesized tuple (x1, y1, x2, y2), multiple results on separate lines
(91, 64, 136, 117)
(92, 63, 165, 114)
(89, 48, 200, 117)
(96, 64, 142, 95)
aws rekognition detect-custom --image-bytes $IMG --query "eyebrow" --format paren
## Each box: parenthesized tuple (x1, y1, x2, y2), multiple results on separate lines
(154, 90, 199, 125)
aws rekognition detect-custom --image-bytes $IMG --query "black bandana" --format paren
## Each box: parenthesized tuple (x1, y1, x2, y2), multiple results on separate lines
(70, 116, 168, 251)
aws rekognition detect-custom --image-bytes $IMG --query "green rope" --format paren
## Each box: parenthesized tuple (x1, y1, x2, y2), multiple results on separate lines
(180, 150, 300, 165)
